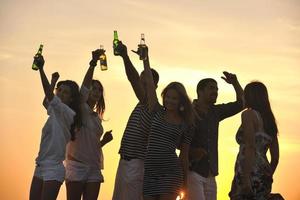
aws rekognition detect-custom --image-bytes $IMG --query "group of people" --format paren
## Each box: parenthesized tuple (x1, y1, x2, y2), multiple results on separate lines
(29, 40, 281, 200)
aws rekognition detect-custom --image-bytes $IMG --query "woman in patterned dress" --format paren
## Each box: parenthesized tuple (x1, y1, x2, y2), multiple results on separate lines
(229, 81, 279, 200)
(141, 47, 194, 200)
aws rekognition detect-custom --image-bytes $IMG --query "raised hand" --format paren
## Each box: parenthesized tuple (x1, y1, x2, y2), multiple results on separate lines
(51, 72, 60, 83)
(90, 49, 102, 67)
(34, 55, 45, 70)
(114, 41, 128, 58)
(132, 45, 148, 60)
(221, 71, 238, 85)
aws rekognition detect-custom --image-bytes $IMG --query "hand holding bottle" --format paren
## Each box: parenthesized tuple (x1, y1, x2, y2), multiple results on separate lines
(33, 55, 45, 70)
(90, 49, 102, 67)
(32, 44, 43, 70)
(132, 33, 148, 60)
(115, 41, 128, 58)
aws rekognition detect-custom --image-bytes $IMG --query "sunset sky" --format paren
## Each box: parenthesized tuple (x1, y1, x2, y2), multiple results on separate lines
(1, 0, 300, 199)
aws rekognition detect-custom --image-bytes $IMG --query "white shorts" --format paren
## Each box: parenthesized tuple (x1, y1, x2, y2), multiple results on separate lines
(187, 170, 217, 200)
(112, 158, 144, 200)
(33, 163, 65, 183)
(65, 160, 103, 183)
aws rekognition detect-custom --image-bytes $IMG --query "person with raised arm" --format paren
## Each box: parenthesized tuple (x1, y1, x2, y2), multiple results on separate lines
(112, 42, 159, 200)
(65, 49, 113, 200)
(188, 72, 244, 200)
(141, 45, 194, 200)
(29, 55, 81, 200)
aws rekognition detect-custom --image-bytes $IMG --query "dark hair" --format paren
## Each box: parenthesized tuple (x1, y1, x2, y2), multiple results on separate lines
(92, 79, 105, 119)
(196, 78, 217, 94)
(244, 81, 278, 137)
(141, 68, 159, 86)
(57, 80, 81, 141)
(161, 82, 194, 126)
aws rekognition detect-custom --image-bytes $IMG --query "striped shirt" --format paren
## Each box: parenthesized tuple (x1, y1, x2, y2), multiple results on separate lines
(143, 108, 193, 196)
(118, 103, 153, 160)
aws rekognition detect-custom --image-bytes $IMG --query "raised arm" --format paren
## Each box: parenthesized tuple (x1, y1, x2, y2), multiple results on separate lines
(222, 71, 244, 104)
(82, 49, 101, 89)
(116, 42, 146, 103)
(269, 135, 279, 175)
(240, 110, 256, 193)
(35, 55, 54, 102)
(43, 72, 60, 109)
(142, 47, 159, 111)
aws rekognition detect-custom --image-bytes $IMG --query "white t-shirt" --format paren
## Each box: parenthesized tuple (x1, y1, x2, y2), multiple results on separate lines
(66, 86, 104, 169)
(36, 96, 75, 166)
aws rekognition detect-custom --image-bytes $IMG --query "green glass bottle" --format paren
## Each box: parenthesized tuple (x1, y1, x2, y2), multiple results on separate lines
(99, 45, 107, 71)
(32, 44, 43, 70)
(113, 30, 120, 55)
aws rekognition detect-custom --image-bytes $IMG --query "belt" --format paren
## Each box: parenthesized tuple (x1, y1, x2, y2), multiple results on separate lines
(120, 155, 138, 161)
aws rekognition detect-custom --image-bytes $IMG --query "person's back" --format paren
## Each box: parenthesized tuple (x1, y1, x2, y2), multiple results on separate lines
(229, 81, 280, 200)
(118, 103, 151, 160)
(230, 109, 274, 199)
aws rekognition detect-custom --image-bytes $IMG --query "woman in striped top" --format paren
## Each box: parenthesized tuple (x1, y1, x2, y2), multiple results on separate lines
(142, 46, 194, 200)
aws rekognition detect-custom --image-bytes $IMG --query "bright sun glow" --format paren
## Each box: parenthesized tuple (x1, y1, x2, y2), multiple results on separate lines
(176, 191, 185, 200)
(0, 0, 299, 200)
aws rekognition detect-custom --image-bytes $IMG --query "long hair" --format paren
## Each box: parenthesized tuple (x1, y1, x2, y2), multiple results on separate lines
(57, 80, 81, 141)
(244, 81, 278, 137)
(161, 82, 194, 126)
(91, 80, 105, 119)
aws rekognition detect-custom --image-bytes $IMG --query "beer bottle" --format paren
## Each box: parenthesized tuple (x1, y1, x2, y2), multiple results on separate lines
(138, 33, 147, 60)
(99, 45, 107, 71)
(32, 44, 43, 70)
(113, 30, 120, 55)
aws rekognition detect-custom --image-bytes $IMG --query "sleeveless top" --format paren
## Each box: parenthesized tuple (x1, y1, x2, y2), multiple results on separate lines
(229, 109, 274, 199)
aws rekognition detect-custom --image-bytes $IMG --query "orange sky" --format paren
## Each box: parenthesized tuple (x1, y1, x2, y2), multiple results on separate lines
(1, 0, 300, 199)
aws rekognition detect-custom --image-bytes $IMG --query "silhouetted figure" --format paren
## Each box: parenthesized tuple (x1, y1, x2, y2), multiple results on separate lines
(112, 42, 159, 200)
(188, 73, 244, 200)
(65, 50, 113, 200)
(229, 81, 280, 200)
(29, 55, 81, 200)
(142, 46, 194, 200)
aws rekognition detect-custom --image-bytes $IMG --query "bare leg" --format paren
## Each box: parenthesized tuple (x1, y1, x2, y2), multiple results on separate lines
(29, 176, 43, 200)
(66, 181, 85, 200)
(82, 182, 101, 200)
(41, 180, 62, 200)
